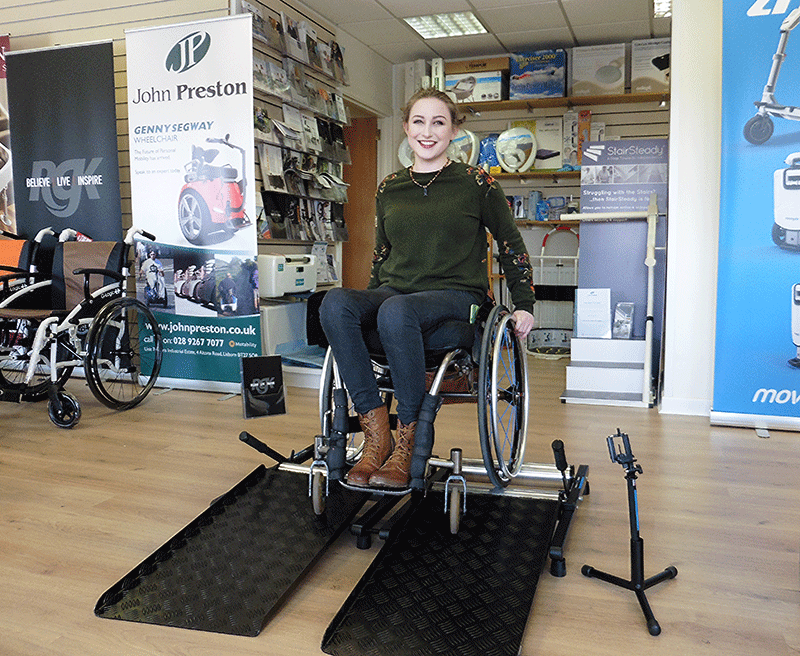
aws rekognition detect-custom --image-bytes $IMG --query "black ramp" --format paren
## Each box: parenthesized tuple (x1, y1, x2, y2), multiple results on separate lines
(322, 492, 559, 656)
(95, 465, 365, 636)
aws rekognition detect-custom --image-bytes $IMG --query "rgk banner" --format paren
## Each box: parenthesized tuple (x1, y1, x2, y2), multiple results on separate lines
(126, 16, 260, 392)
(6, 41, 122, 240)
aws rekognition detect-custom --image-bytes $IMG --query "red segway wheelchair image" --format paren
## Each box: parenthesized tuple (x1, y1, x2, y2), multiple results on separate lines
(178, 134, 251, 245)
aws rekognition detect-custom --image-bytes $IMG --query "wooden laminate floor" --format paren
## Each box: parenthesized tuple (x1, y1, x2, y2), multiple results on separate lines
(1, 357, 798, 655)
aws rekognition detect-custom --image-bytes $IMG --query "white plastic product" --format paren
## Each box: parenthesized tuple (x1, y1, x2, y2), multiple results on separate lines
(495, 127, 537, 173)
(448, 129, 479, 165)
(258, 254, 317, 298)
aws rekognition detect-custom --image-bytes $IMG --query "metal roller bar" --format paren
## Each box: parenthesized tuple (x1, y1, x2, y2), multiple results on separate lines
(429, 479, 562, 500)
(430, 456, 565, 487)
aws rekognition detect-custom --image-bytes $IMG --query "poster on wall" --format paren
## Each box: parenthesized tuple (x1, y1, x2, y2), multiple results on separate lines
(0, 34, 13, 233)
(577, 138, 668, 394)
(5, 41, 122, 241)
(715, 4, 800, 428)
(126, 15, 260, 392)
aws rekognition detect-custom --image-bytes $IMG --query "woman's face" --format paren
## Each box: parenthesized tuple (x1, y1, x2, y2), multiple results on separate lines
(403, 97, 458, 171)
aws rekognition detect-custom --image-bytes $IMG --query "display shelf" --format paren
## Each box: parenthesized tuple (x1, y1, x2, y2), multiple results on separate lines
(459, 92, 669, 115)
(516, 219, 580, 228)
(494, 169, 580, 182)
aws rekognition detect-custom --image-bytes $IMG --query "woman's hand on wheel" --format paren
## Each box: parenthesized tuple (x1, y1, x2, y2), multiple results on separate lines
(511, 309, 535, 339)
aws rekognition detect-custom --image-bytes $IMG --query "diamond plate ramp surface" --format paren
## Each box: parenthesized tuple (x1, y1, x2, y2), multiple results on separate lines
(322, 492, 559, 656)
(95, 465, 365, 636)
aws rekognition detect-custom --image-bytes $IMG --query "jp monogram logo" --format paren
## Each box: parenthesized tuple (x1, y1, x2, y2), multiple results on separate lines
(250, 377, 276, 394)
(165, 31, 211, 74)
(27, 158, 103, 218)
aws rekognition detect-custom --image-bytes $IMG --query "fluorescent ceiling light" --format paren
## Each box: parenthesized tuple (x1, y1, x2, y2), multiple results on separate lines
(654, 0, 671, 18)
(404, 12, 488, 39)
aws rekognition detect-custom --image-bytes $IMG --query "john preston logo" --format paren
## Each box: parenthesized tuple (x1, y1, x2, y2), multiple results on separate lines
(165, 31, 211, 73)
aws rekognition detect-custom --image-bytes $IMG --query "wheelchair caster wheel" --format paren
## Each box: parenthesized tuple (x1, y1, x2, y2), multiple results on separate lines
(48, 392, 81, 428)
(311, 471, 326, 515)
(448, 487, 462, 535)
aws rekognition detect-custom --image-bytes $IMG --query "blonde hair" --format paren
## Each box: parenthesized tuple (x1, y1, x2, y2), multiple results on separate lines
(402, 87, 465, 126)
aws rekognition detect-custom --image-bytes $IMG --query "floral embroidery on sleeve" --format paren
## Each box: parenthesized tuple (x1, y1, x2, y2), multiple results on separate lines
(466, 165, 498, 191)
(502, 241, 535, 294)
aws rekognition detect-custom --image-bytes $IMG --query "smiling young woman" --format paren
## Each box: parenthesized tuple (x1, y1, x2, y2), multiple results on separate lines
(318, 87, 536, 489)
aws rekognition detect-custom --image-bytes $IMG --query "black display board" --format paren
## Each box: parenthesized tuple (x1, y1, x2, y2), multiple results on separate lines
(6, 41, 122, 241)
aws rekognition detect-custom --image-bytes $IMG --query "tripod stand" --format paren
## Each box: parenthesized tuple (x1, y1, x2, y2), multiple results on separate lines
(581, 430, 677, 636)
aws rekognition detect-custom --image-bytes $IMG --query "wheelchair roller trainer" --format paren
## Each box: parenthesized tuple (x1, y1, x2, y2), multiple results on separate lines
(240, 304, 589, 565)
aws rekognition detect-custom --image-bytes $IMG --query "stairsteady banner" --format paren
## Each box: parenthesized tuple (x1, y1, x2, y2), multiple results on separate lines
(5, 41, 122, 240)
(126, 16, 260, 391)
(715, 3, 800, 428)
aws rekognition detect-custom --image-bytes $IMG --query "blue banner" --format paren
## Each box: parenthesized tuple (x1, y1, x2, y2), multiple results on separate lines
(715, 3, 800, 425)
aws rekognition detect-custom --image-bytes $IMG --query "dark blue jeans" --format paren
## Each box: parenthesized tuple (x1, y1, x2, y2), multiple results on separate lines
(319, 286, 481, 425)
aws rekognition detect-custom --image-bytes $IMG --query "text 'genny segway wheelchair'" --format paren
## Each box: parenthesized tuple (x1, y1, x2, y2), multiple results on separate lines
(253, 299, 588, 552)
(0, 227, 163, 428)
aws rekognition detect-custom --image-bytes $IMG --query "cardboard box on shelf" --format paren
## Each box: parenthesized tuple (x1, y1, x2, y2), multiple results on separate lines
(570, 43, 627, 96)
(444, 56, 509, 103)
(445, 71, 507, 103)
(631, 38, 670, 93)
(444, 56, 510, 75)
(508, 49, 566, 99)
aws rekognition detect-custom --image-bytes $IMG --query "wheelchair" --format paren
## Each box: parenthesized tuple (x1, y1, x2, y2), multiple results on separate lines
(0, 227, 58, 298)
(309, 300, 532, 533)
(0, 227, 163, 428)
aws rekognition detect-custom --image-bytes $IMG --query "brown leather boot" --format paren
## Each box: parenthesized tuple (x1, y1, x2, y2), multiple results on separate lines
(346, 405, 393, 487)
(369, 419, 416, 489)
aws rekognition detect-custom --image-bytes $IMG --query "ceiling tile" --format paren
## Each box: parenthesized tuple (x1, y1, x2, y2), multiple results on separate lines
(561, 0, 650, 26)
(368, 41, 440, 64)
(467, 0, 561, 7)
(652, 17, 672, 38)
(572, 20, 652, 45)
(478, 3, 567, 33)
(340, 18, 418, 45)
(496, 28, 576, 52)
(425, 33, 506, 59)
(380, 0, 474, 18)
(295, 0, 393, 25)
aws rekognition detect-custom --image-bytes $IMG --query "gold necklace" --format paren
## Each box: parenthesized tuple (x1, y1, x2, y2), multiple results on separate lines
(408, 159, 450, 196)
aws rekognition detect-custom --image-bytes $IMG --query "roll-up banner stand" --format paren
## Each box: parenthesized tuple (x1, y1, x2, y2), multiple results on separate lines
(5, 41, 122, 241)
(126, 15, 260, 392)
(715, 4, 800, 429)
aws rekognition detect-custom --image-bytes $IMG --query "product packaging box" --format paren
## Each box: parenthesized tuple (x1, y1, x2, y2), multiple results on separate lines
(509, 49, 566, 99)
(563, 110, 579, 167)
(511, 118, 563, 169)
(570, 43, 627, 96)
(630, 38, 670, 93)
(534, 118, 563, 169)
(444, 56, 509, 103)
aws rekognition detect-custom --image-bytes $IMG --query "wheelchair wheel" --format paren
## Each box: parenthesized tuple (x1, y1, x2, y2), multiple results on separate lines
(0, 319, 73, 401)
(85, 297, 163, 410)
(477, 305, 529, 488)
(319, 348, 364, 465)
(48, 391, 81, 429)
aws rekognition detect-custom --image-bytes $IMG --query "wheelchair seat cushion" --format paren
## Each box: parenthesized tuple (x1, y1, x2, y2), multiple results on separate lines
(364, 319, 475, 368)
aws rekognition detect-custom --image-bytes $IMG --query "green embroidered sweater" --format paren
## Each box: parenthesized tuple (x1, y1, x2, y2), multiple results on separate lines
(367, 162, 536, 314)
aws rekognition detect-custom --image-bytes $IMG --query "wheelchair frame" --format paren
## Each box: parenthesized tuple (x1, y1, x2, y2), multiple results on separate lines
(0, 227, 164, 428)
(301, 304, 579, 537)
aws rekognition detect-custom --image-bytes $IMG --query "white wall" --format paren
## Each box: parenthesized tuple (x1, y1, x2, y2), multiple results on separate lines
(660, 0, 722, 416)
